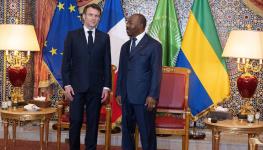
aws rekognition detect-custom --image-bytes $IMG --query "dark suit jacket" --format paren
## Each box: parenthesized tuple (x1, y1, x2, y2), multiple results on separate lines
(116, 34, 162, 104)
(62, 28, 111, 93)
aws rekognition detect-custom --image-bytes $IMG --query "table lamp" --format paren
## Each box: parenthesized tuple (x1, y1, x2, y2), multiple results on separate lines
(0, 24, 40, 106)
(222, 30, 263, 117)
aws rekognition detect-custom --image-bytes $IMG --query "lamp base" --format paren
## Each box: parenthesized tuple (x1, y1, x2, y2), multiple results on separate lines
(239, 99, 254, 116)
(11, 87, 24, 105)
(236, 72, 257, 117)
(7, 65, 27, 106)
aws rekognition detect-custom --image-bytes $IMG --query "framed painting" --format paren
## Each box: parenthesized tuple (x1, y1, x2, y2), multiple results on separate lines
(243, 0, 263, 17)
(77, 0, 103, 14)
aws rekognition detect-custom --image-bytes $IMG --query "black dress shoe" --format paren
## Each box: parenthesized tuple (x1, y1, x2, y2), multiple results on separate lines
(100, 126, 121, 134)
(52, 123, 68, 131)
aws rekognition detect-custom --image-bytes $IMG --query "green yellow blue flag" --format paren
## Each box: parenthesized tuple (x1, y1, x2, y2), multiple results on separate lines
(176, 0, 230, 117)
(148, 0, 181, 66)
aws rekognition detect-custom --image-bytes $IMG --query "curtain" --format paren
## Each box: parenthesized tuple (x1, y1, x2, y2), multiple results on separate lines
(34, 0, 57, 97)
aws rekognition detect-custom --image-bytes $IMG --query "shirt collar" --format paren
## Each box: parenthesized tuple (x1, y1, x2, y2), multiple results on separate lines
(83, 25, 96, 34)
(133, 31, 146, 43)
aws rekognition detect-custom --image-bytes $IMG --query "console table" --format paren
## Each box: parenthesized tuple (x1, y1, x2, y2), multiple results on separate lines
(0, 107, 57, 150)
(205, 119, 263, 150)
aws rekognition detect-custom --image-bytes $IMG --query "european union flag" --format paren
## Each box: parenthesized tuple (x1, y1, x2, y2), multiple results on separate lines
(43, 0, 82, 87)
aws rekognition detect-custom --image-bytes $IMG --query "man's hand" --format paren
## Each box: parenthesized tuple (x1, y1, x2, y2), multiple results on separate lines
(116, 96, 122, 106)
(101, 89, 110, 104)
(145, 96, 156, 111)
(64, 85, 75, 101)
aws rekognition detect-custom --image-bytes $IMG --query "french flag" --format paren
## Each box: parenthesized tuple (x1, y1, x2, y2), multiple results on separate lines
(97, 0, 129, 124)
(98, 0, 129, 68)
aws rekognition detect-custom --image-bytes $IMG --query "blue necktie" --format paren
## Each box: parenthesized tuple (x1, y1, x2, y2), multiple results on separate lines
(88, 31, 93, 48)
(130, 37, 137, 53)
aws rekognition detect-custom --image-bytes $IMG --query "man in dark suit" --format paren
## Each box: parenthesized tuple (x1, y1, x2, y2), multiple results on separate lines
(116, 14, 162, 150)
(61, 4, 111, 150)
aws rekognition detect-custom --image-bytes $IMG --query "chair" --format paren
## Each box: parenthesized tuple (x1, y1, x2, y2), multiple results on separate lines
(135, 66, 191, 150)
(57, 65, 116, 150)
(249, 136, 263, 150)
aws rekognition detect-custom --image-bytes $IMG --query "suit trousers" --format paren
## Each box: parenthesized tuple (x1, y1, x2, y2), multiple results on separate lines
(69, 90, 101, 150)
(121, 97, 157, 150)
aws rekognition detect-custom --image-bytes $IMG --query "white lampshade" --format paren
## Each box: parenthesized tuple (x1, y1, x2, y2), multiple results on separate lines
(222, 30, 263, 59)
(0, 24, 40, 51)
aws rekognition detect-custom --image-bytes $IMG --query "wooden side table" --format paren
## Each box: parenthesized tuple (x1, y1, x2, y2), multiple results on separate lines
(205, 119, 263, 150)
(0, 107, 57, 150)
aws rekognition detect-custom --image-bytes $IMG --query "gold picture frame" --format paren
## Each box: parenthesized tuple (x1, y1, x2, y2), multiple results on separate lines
(243, 0, 263, 17)
(77, 0, 103, 14)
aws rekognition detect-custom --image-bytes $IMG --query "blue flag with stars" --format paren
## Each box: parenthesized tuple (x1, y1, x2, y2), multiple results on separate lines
(43, 0, 82, 86)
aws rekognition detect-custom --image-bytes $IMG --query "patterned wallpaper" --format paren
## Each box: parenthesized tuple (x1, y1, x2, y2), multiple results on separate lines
(0, 0, 262, 124)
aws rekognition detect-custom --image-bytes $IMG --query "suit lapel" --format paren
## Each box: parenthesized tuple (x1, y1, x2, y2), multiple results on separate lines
(126, 41, 131, 56)
(93, 29, 102, 49)
(129, 34, 149, 58)
(79, 28, 89, 51)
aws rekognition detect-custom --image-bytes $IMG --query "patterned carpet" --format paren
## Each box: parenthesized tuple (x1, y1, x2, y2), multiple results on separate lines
(0, 139, 123, 150)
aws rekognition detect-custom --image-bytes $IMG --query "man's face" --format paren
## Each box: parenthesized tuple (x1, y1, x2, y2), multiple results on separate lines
(126, 15, 142, 37)
(82, 7, 100, 29)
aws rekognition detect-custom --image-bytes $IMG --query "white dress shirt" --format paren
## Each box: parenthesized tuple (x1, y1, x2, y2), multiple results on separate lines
(130, 31, 146, 51)
(83, 25, 95, 44)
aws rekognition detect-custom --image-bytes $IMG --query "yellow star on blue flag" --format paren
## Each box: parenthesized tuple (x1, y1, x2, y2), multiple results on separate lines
(57, 2, 64, 11)
(43, 0, 82, 86)
(69, 4, 76, 12)
(49, 47, 57, 56)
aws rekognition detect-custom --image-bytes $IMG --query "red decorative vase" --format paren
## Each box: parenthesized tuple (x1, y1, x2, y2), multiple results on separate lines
(237, 73, 258, 98)
(8, 66, 27, 87)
